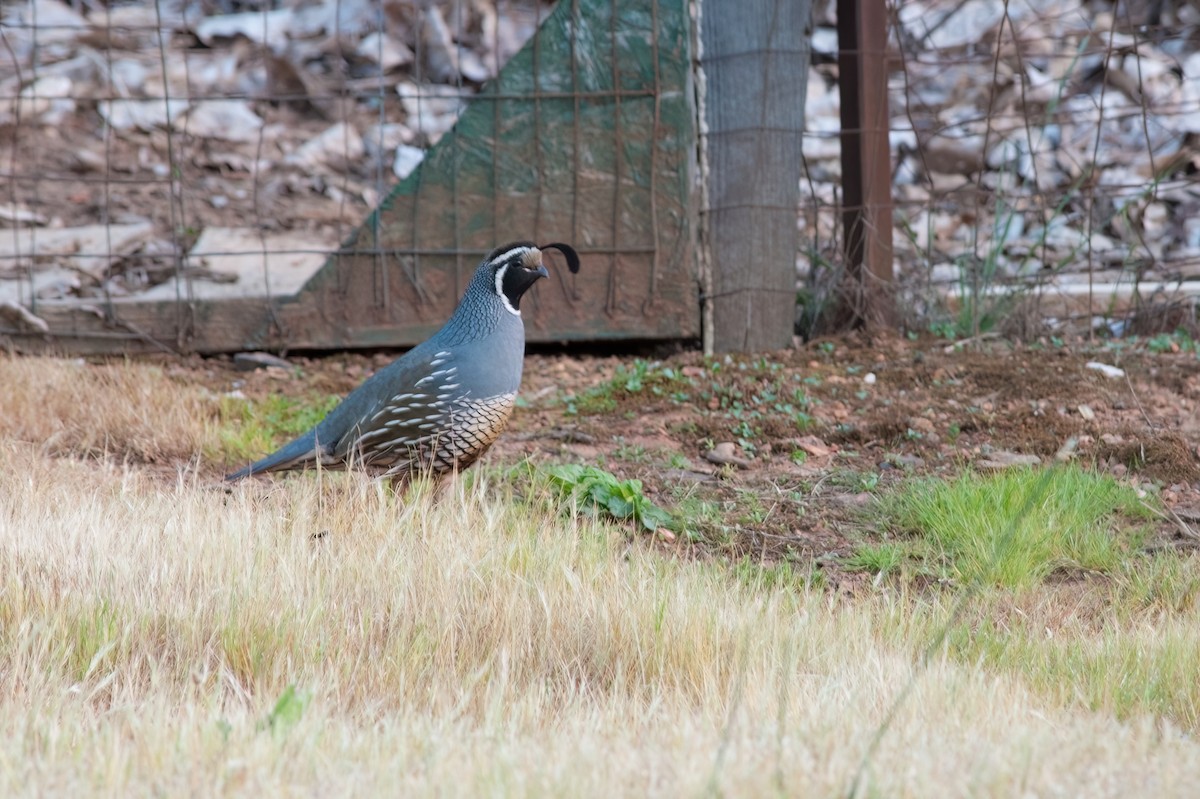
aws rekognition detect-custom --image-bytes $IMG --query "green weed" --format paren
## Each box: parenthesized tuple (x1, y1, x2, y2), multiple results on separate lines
(545, 464, 673, 533)
(844, 542, 907, 576)
(258, 684, 310, 735)
(565, 360, 687, 415)
(1145, 329, 1198, 355)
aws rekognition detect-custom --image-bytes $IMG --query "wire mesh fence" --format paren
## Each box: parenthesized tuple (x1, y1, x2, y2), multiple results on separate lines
(0, 0, 696, 350)
(5, 0, 1199, 352)
(802, 0, 1200, 339)
(0, 0, 696, 352)
(3, 0, 542, 306)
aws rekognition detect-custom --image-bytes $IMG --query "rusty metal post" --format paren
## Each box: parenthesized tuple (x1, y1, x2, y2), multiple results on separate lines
(837, 0, 895, 328)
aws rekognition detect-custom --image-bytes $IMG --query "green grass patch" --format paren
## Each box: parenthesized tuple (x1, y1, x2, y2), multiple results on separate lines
(565, 360, 687, 415)
(888, 465, 1151, 589)
(216, 393, 340, 461)
(843, 541, 907, 576)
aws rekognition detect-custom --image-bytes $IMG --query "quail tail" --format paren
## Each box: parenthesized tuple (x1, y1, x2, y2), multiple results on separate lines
(225, 430, 323, 481)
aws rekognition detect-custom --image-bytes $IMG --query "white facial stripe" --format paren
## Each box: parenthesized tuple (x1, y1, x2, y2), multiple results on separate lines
(494, 263, 521, 316)
(496, 246, 533, 264)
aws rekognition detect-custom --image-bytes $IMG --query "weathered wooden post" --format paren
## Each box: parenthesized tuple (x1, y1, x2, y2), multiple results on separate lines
(699, 0, 812, 353)
(837, 0, 895, 328)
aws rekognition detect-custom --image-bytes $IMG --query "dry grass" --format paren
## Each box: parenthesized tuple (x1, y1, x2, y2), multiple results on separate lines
(2, 449, 1199, 796)
(3, 355, 1200, 796)
(0, 356, 217, 465)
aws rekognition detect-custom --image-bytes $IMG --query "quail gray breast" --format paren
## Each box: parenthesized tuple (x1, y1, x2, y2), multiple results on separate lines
(225, 241, 580, 489)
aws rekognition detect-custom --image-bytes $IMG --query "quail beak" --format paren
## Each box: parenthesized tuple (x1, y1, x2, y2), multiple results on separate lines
(534, 264, 549, 279)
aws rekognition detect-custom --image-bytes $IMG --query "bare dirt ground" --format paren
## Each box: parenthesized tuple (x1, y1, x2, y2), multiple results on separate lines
(168, 332, 1200, 588)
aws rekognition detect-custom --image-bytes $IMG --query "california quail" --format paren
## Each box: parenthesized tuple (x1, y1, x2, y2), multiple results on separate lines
(225, 241, 580, 489)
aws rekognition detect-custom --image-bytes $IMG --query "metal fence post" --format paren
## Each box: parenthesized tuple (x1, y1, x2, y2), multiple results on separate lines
(837, 0, 896, 328)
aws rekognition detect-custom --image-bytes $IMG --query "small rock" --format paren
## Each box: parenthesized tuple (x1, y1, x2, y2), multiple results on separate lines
(285, 122, 364, 172)
(895, 454, 925, 469)
(393, 145, 425, 180)
(15, 75, 75, 124)
(863, 372, 877, 385)
(397, 81, 466, 142)
(662, 469, 716, 483)
(178, 100, 264, 143)
(794, 435, 834, 458)
(357, 32, 414, 72)
(363, 122, 414, 162)
(0, 301, 50, 334)
(1077, 404, 1095, 421)
(99, 98, 189, 132)
(233, 351, 292, 371)
(1086, 361, 1125, 379)
(420, 5, 491, 83)
(704, 442, 752, 469)
(909, 417, 936, 434)
(0, 203, 47, 226)
(1054, 441, 1078, 462)
(195, 9, 292, 46)
(829, 492, 875, 507)
(34, 272, 82, 300)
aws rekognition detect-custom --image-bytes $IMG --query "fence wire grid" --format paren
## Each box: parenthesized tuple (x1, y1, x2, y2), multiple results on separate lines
(802, 0, 1200, 339)
(2, 0, 697, 351)
(3, 0, 1199, 351)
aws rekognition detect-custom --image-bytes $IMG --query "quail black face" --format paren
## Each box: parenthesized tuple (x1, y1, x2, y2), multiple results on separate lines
(488, 241, 580, 314)
(491, 244, 549, 314)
